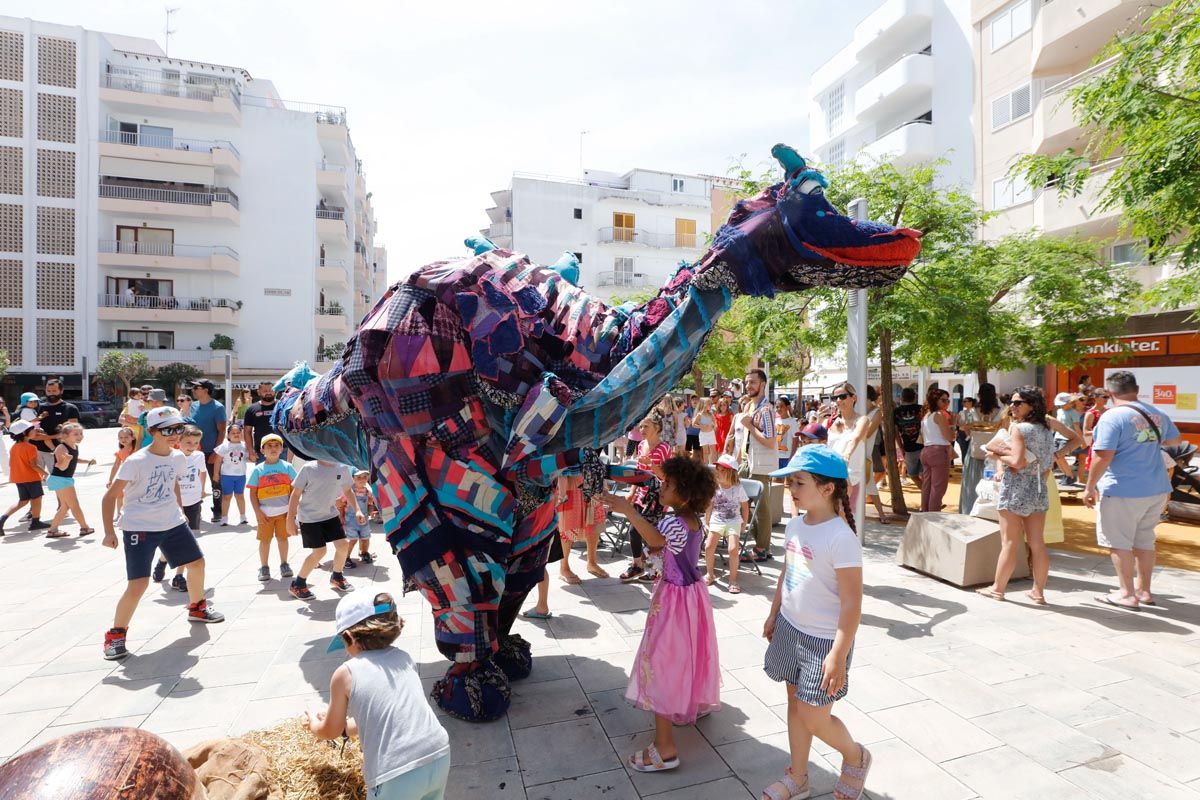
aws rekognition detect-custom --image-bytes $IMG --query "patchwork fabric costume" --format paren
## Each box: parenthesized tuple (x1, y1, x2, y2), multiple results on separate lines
(275, 146, 921, 721)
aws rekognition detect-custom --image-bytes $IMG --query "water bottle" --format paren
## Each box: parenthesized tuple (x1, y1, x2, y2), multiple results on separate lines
(983, 463, 996, 480)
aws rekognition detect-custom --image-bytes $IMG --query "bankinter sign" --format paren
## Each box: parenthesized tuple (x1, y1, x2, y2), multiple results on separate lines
(1083, 336, 1166, 357)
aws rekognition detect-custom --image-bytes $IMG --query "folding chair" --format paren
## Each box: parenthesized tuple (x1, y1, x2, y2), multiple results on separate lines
(718, 478, 763, 577)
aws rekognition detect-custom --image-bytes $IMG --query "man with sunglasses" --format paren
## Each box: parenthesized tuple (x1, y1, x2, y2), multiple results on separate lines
(100, 406, 224, 660)
(739, 369, 778, 561)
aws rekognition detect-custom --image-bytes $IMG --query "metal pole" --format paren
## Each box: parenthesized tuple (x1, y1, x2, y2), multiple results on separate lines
(81, 356, 89, 401)
(224, 354, 233, 409)
(847, 198, 868, 536)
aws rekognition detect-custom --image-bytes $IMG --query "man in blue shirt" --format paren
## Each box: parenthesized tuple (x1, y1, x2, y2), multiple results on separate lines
(1084, 370, 1182, 610)
(188, 379, 228, 523)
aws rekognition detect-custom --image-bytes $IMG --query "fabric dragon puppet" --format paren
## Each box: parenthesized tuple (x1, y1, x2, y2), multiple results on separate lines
(274, 145, 921, 721)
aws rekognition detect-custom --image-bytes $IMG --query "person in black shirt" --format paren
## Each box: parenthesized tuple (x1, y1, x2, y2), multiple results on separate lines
(244, 381, 286, 463)
(31, 378, 80, 475)
(893, 386, 924, 489)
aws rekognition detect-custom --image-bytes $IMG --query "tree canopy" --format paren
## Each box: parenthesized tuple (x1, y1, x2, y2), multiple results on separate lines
(96, 351, 153, 395)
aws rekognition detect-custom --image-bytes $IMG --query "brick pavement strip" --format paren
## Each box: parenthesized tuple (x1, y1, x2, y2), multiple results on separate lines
(0, 426, 1198, 798)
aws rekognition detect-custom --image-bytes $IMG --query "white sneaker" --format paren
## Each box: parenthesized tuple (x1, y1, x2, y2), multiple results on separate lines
(238, 517, 248, 526)
(219, 517, 228, 527)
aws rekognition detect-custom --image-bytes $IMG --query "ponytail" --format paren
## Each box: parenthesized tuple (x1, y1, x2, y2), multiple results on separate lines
(839, 490, 857, 537)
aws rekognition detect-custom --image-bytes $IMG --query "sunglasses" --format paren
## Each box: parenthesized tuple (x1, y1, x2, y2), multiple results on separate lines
(154, 425, 187, 436)
(833, 393, 853, 401)
(1010, 399, 1029, 407)
(176, 398, 189, 403)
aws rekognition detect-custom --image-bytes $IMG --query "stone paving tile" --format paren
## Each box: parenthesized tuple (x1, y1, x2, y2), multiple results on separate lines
(141, 683, 258, 734)
(0, 669, 114, 715)
(1060, 754, 1200, 800)
(447, 756, 527, 800)
(993, 674, 1125, 728)
(644, 776, 755, 799)
(17, 715, 148, 755)
(861, 738, 976, 800)
(507, 676, 592, 730)
(56, 676, 177, 725)
(844, 665, 925, 712)
(1090, 676, 1200, 734)
(870, 699, 1002, 763)
(612, 725, 733, 796)
(972, 706, 1116, 772)
(0, 708, 63, 759)
(442, 714, 516, 767)
(513, 717, 621, 786)
(525, 768, 640, 800)
(1099, 651, 1200, 698)
(941, 745, 1094, 800)
(589, 687, 654, 738)
(695, 688, 787, 746)
(1079, 712, 1200, 783)
(904, 670, 1022, 719)
(717, 730, 841, 798)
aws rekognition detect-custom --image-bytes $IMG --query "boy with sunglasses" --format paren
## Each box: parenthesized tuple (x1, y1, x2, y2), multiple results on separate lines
(100, 406, 224, 660)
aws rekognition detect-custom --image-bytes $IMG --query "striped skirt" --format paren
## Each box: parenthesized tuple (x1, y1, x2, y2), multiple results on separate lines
(764, 615, 853, 706)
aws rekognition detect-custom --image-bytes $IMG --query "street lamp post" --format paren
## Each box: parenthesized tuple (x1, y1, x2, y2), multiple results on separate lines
(847, 198, 868, 537)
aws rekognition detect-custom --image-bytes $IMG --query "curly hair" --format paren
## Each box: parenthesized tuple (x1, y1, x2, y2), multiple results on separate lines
(341, 592, 404, 651)
(660, 456, 717, 516)
(923, 387, 949, 417)
(1011, 385, 1048, 427)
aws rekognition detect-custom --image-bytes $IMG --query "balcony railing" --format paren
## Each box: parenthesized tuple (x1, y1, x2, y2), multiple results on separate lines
(98, 345, 236, 362)
(99, 240, 239, 259)
(1044, 56, 1119, 97)
(318, 162, 347, 173)
(316, 207, 345, 220)
(99, 181, 240, 209)
(100, 129, 241, 158)
(596, 270, 654, 288)
(597, 227, 699, 249)
(315, 306, 346, 316)
(102, 68, 242, 109)
(318, 257, 347, 267)
(98, 294, 239, 310)
(241, 95, 346, 124)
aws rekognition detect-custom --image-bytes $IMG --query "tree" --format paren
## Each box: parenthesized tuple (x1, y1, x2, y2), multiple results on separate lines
(1010, 0, 1200, 309)
(0, 349, 9, 381)
(155, 362, 203, 397)
(209, 334, 235, 351)
(96, 351, 153, 396)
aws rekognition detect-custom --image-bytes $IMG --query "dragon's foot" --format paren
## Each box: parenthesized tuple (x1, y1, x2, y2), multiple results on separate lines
(495, 633, 533, 681)
(431, 659, 512, 723)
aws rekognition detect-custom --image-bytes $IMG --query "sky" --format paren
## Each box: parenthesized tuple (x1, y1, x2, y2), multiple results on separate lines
(21, 0, 873, 281)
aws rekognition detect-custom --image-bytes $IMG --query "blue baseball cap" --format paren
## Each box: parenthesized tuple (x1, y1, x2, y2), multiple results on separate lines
(769, 444, 848, 480)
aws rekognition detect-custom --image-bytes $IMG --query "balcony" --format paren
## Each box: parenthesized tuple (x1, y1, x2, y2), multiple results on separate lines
(98, 180, 240, 224)
(1033, 0, 1141, 73)
(317, 259, 349, 288)
(597, 227, 701, 249)
(355, 172, 366, 201)
(315, 306, 349, 333)
(1033, 158, 1123, 238)
(595, 270, 656, 289)
(1033, 57, 1116, 154)
(854, 52, 934, 122)
(97, 345, 237, 372)
(98, 240, 239, 276)
(853, 0, 934, 61)
(100, 130, 240, 176)
(96, 294, 241, 325)
(317, 162, 348, 204)
(860, 120, 935, 166)
(101, 67, 241, 122)
(316, 206, 349, 241)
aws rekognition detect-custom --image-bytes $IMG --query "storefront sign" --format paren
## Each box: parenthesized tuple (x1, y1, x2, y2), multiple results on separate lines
(1104, 366, 1200, 424)
(1083, 335, 1166, 357)
(264, 288, 292, 297)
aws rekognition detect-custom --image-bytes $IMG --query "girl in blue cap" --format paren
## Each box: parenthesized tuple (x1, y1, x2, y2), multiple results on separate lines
(761, 445, 871, 800)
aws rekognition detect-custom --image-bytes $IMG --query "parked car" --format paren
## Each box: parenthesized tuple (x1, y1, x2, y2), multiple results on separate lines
(75, 400, 120, 429)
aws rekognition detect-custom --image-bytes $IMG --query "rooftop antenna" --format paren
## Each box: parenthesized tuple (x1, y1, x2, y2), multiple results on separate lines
(164, 6, 179, 56)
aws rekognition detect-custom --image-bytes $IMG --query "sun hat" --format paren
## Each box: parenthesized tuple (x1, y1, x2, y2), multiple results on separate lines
(146, 388, 167, 402)
(19, 392, 38, 405)
(715, 454, 739, 471)
(327, 593, 396, 652)
(799, 423, 828, 441)
(8, 419, 36, 436)
(769, 444, 848, 480)
(1053, 392, 1073, 407)
(145, 406, 186, 430)
(259, 433, 284, 447)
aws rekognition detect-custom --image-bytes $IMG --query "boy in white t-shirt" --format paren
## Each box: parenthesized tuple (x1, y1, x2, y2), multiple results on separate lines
(151, 425, 204, 591)
(213, 423, 249, 526)
(100, 408, 224, 661)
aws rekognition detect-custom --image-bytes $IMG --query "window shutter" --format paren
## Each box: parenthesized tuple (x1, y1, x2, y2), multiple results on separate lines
(1011, 84, 1032, 119)
(991, 95, 1011, 129)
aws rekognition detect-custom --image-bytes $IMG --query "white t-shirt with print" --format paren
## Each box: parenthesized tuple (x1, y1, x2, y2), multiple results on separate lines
(117, 448, 188, 532)
(177, 451, 207, 506)
(214, 441, 248, 476)
(779, 514, 863, 639)
(776, 416, 797, 458)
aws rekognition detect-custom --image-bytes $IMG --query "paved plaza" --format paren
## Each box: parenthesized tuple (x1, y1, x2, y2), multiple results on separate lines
(0, 428, 1198, 799)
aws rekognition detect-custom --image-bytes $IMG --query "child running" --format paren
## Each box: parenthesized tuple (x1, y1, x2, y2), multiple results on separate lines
(45, 422, 97, 538)
(601, 457, 721, 774)
(100, 407, 224, 660)
(107, 427, 137, 522)
(213, 423, 249, 526)
(0, 420, 50, 534)
(761, 445, 870, 800)
(303, 591, 450, 799)
(153, 426, 204, 591)
(286, 460, 363, 599)
(704, 454, 750, 592)
(248, 434, 297, 583)
(341, 470, 376, 569)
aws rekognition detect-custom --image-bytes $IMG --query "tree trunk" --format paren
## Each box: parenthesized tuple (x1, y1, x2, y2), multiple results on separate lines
(975, 361, 987, 388)
(879, 327, 909, 517)
(692, 366, 705, 396)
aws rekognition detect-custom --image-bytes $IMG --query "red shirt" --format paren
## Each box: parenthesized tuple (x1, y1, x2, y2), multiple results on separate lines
(633, 440, 672, 507)
(713, 412, 733, 450)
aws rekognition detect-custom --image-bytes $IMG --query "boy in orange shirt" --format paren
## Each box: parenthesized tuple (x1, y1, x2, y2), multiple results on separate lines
(1, 420, 52, 534)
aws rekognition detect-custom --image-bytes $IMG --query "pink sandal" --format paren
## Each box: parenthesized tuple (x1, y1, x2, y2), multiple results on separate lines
(833, 745, 872, 800)
(629, 744, 679, 772)
(763, 767, 810, 800)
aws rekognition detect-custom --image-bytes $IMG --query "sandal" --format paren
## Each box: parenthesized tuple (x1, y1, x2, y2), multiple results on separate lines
(559, 572, 582, 586)
(729, 584, 742, 594)
(833, 744, 872, 800)
(521, 609, 553, 620)
(1024, 590, 1048, 606)
(1096, 593, 1139, 611)
(586, 564, 609, 579)
(629, 744, 679, 773)
(705, 575, 716, 586)
(78, 528, 95, 537)
(45, 529, 69, 539)
(1135, 593, 1157, 606)
(763, 767, 811, 800)
(975, 587, 1005, 601)
(619, 564, 645, 583)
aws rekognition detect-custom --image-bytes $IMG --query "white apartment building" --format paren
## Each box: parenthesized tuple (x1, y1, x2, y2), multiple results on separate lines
(0, 16, 384, 396)
(482, 169, 713, 301)
(808, 0, 975, 188)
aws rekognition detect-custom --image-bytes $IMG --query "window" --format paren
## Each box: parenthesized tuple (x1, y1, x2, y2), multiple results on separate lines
(614, 256, 634, 284)
(991, 176, 1032, 209)
(990, 83, 1032, 130)
(613, 212, 635, 242)
(1111, 242, 1146, 265)
(827, 140, 846, 168)
(675, 218, 697, 248)
(572, 207, 582, 219)
(672, 178, 685, 192)
(990, 0, 1031, 50)
(106, 277, 173, 298)
(116, 225, 174, 255)
(826, 82, 844, 137)
(117, 329, 174, 349)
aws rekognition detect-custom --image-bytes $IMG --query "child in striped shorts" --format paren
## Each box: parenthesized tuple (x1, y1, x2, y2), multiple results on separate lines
(761, 445, 872, 800)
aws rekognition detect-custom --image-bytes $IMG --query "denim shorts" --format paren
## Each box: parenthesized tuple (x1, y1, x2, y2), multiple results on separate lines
(47, 475, 75, 491)
(123, 522, 204, 580)
(343, 518, 370, 540)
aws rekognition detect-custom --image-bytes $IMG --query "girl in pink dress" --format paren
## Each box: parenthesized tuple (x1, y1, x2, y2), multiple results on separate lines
(602, 456, 721, 773)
